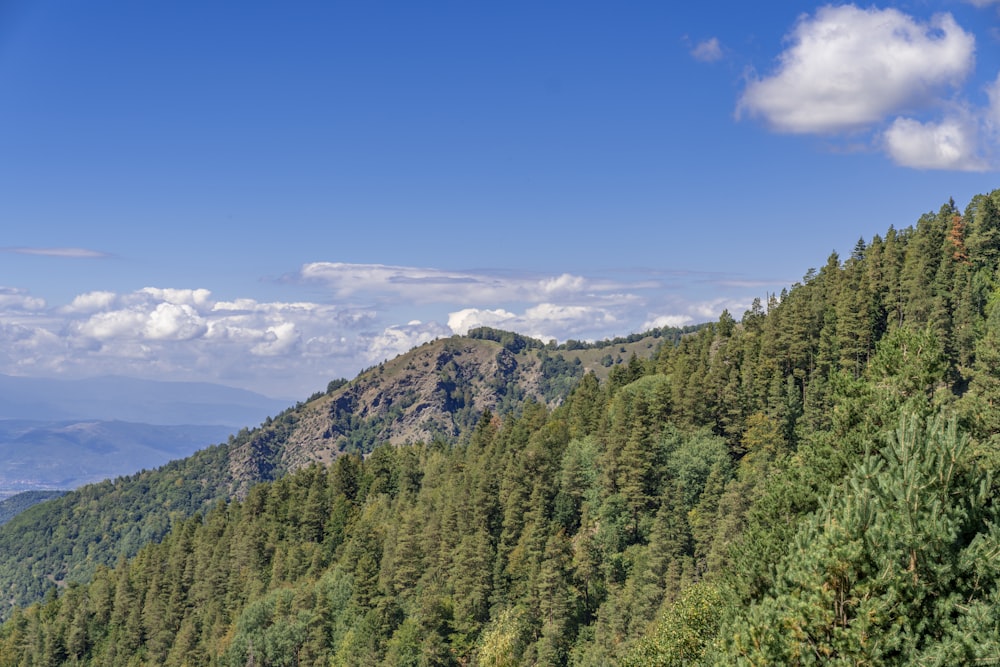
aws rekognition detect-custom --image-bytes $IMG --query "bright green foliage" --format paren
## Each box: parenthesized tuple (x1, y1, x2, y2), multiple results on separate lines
(716, 415, 1000, 665)
(621, 582, 725, 666)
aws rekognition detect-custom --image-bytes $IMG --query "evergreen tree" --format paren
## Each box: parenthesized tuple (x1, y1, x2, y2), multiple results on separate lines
(717, 415, 1000, 665)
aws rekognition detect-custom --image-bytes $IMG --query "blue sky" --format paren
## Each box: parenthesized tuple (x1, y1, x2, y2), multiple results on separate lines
(1, 1, 999, 400)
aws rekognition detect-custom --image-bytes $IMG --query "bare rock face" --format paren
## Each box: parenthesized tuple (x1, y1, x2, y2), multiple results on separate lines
(225, 335, 563, 487)
(280, 337, 554, 469)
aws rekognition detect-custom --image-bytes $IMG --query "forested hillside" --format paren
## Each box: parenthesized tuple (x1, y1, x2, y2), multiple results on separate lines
(0, 327, 667, 620)
(3, 191, 1000, 665)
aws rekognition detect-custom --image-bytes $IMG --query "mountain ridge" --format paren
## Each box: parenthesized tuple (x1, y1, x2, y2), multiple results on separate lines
(0, 328, 669, 615)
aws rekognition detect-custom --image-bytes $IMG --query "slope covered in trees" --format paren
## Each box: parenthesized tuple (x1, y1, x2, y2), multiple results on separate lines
(3, 191, 1000, 665)
(0, 330, 664, 620)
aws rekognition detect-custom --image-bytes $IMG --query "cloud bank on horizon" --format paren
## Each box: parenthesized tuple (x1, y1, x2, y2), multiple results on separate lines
(0, 262, 761, 398)
(733, 4, 1000, 171)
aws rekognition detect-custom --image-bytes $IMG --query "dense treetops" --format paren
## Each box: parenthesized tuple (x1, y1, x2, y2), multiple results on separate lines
(0, 326, 661, 619)
(2, 190, 1000, 665)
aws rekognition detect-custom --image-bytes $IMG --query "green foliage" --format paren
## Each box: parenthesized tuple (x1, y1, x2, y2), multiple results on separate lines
(621, 582, 725, 666)
(467, 327, 544, 353)
(326, 377, 349, 394)
(715, 415, 1000, 665)
(0, 392, 741, 665)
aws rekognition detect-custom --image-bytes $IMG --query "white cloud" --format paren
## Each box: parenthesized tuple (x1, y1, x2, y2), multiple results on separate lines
(539, 273, 586, 295)
(447, 303, 617, 342)
(643, 314, 694, 329)
(77, 309, 148, 340)
(364, 322, 450, 364)
(300, 262, 496, 300)
(691, 37, 722, 63)
(691, 298, 751, 319)
(64, 291, 117, 313)
(987, 74, 1000, 131)
(524, 303, 613, 324)
(737, 5, 1000, 171)
(448, 308, 519, 334)
(0, 287, 45, 311)
(883, 113, 987, 170)
(144, 303, 208, 341)
(251, 322, 300, 356)
(139, 287, 212, 309)
(641, 297, 752, 331)
(72, 290, 213, 342)
(22, 286, 387, 396)
(738, 6, 974, 134)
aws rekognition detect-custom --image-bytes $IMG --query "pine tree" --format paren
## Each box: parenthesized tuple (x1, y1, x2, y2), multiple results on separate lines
(718, 414, 1000, 665)
(535, 530, 580, 665)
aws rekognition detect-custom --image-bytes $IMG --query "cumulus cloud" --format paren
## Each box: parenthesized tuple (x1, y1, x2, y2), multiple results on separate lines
(691, 37, 723, 63)
(143, 303, 208, 341)
(739, 6, 974, 134)
(690, 298, 751, 319)
(447, 303, 618, 342)
(7, 286, 389, 396)
(213, 298, 289, 313)
(76, 309, 148, 340)
(883, 113, 988, 170)
(139, 287, 212, 308)
(643, 314, 694, 330)
(364, 321, 451, 364)
(525, 303, 614, 325)
(988, 74, 1000, 130)
(251, 322, 300, 356)
(448, 308, 519, 334)
(737, 4, 1000, 170)
(0, 287, 45, 311)
(539, 273, 587, 295)
(64, 291, 117, 313)
(300, 262, 501, 301)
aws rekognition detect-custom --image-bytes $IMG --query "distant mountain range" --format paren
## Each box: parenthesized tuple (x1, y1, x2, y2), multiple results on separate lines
(0, 374, 290, 496)
(0, 374, 288, 426)
(0, 420, 236, 495)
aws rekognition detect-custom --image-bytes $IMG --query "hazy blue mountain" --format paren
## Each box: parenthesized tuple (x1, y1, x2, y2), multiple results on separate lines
(0, 374, 288, 427)
(0, 419, 235, 494)
(0, 375, 287, 499)
(0, 491, 66, 525)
